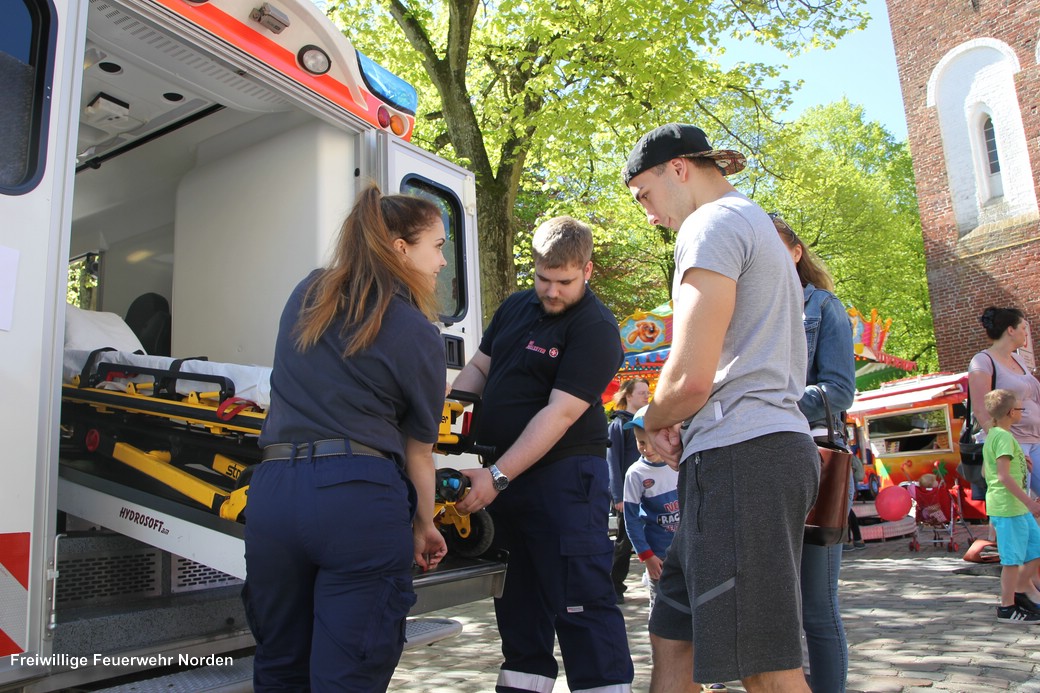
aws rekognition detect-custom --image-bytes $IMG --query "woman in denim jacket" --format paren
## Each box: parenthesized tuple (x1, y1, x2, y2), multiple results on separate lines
(774, 214, 856, 693)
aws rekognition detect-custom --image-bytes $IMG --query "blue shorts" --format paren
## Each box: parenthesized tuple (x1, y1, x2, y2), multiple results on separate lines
(991, 513, 1040, 565)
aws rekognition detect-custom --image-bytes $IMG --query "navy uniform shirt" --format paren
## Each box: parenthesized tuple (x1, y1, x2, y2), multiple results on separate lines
(477, 286, 623, 465)
(259, 269, 445, 466)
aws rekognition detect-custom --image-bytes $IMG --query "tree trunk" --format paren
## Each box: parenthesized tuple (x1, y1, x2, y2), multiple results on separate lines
(474, 179, 517, 325)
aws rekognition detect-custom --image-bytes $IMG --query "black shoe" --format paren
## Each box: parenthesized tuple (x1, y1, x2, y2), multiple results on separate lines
(997, 604, 1040, 623)
(1014, 593, 1040, 614)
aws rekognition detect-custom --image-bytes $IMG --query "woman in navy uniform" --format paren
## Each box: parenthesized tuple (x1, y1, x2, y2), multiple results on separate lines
(244, 185, 449, 691)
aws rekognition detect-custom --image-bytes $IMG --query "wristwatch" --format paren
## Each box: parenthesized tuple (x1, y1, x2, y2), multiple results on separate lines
(488, 464, 510, 492)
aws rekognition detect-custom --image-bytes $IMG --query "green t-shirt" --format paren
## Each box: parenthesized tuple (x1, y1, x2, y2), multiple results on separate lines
(983, 426, 1029, 517)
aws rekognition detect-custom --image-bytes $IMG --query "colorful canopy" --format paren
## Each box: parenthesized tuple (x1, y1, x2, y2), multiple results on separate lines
(616, 301, 672, 381)
(611, 301, 916, 393)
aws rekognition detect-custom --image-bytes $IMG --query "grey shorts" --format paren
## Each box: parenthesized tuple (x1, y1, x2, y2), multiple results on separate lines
(649, 431, 819, 683)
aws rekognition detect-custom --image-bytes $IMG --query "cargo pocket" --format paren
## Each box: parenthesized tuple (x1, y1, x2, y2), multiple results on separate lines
(560, 533, 612, 605)
(360, 575, 418, 664)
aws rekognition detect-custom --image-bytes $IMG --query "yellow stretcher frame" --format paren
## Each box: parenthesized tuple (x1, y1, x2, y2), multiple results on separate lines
(62, 377, 480, 526)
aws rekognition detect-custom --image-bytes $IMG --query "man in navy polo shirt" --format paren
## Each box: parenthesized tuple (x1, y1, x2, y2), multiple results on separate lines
(454, 216, 633, 693)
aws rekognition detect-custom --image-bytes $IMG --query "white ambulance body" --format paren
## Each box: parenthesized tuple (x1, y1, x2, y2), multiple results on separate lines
(0, 1, 499, 689)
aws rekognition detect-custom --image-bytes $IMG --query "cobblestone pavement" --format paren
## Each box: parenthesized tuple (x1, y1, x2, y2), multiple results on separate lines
(391, 511, 1040, 693)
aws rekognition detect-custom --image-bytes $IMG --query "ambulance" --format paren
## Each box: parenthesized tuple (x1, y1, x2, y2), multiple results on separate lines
(0, 0, 504, 689)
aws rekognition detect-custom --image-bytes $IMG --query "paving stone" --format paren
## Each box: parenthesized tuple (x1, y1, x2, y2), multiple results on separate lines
(390, 522, 1040, 692)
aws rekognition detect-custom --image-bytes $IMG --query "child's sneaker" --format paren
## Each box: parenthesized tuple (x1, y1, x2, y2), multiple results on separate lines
(1014, 593, 1040, 614)
(997, 604, 1040, 623)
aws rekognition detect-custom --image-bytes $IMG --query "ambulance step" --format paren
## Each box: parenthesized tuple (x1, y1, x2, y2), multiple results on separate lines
(91, 657, 253, 692)
(88, 619, 461, 691)
(404, 616, 464, 648)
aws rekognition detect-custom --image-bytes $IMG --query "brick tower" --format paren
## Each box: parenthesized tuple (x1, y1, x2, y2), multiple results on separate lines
(886, 0, 1040, 370)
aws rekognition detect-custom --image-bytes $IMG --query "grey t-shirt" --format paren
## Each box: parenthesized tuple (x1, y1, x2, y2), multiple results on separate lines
(672, 191, 810, 456)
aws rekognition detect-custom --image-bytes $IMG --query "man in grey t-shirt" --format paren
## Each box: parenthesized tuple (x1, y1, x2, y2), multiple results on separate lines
(624, 123, 818, 691)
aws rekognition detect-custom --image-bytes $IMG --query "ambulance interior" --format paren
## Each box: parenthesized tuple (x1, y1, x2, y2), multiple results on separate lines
(49, 2, 493, 666)
(71, 5, 369, 366)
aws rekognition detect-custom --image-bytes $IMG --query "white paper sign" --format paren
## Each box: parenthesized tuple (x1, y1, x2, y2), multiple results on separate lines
(1018, 320, 1035, 372)
(0, 245, 19, 331)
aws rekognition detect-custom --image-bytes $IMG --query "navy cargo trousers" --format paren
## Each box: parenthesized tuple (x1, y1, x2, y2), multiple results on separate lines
(243, 451, 416, 692)
(489, 454, 634, 693)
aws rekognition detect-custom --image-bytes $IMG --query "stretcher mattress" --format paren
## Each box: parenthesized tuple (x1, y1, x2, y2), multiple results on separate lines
(63, 349, 272, 410)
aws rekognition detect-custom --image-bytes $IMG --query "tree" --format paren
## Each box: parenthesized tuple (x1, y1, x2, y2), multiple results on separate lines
(330, 0, 867, 322)
(751, 99, 938, 372)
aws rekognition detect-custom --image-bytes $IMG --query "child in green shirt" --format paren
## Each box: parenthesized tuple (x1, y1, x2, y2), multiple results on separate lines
(983, 389, 1040, 623)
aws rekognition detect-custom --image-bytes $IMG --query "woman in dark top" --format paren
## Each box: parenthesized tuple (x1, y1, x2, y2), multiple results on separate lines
(244, 185, 449, 692)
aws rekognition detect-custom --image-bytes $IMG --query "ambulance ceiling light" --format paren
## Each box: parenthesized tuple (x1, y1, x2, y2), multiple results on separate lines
(83, 46, 106, 71)
(298, 45, 331, 75)
(356, 50, 418, 115)
(83, 93, 140, 134)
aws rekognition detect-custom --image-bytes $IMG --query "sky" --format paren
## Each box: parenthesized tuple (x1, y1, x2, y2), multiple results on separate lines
(719, 0, 909, 141)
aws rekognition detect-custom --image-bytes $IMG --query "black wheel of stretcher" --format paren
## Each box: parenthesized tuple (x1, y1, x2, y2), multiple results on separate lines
(443, 509, 495, 558)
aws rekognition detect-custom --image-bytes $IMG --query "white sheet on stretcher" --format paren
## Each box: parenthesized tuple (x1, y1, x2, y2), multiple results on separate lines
(63, 349, 272, 410)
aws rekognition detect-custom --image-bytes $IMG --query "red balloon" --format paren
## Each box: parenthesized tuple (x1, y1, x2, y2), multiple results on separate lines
(875, 485, 913, 522)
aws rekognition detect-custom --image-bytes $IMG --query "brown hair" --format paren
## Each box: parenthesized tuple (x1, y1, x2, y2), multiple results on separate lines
(532, 216, 593, 268)
(984, 388, 1017, 421)
(614, 378, 650, 411)
(294, 185, 441, 356)
(772, 214, 835, 292)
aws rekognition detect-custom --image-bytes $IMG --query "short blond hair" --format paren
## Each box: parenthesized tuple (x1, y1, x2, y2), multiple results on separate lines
(532, 216, 593, 268)
(984, 388, 1017, 420)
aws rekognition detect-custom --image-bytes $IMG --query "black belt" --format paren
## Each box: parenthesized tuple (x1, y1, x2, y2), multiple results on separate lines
(262, 438, 391, 462)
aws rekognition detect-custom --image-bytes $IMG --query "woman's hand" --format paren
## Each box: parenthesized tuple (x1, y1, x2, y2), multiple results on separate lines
(413, 522, 447, 572)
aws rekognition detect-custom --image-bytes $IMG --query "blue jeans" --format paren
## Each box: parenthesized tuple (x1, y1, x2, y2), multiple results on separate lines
(800, 543, 847, 693)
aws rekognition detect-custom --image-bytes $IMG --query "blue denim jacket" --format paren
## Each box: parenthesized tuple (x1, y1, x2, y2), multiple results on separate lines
(799, 283, 856, 440)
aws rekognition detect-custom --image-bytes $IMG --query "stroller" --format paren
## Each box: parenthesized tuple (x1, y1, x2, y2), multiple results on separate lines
(906, 474, 975, 552)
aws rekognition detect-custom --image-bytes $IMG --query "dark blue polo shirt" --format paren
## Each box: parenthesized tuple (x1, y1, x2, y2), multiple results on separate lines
(477, 286, 623, 465)
(259, 270, 445, 466)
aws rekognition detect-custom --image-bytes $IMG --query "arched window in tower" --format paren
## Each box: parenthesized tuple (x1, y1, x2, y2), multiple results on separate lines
(982, 115, 1003, 199)
(983, 117, 1000, 174)
(928, 39, 1036, 234)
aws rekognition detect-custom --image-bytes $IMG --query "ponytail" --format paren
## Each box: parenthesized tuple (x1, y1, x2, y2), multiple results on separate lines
(294, 185, 441, 356)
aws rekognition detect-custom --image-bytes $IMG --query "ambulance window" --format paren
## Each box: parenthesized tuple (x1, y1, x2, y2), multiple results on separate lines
(0, 0, 53, 193)
(401, 177, 466, 322)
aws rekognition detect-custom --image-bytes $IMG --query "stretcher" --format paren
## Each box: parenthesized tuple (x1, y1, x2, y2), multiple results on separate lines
(61, 348, 487, 541)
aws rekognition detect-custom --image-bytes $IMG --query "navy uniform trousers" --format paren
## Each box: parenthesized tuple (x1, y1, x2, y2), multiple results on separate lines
(489, 454, 634, 693)
(243, 451, 417, 692)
